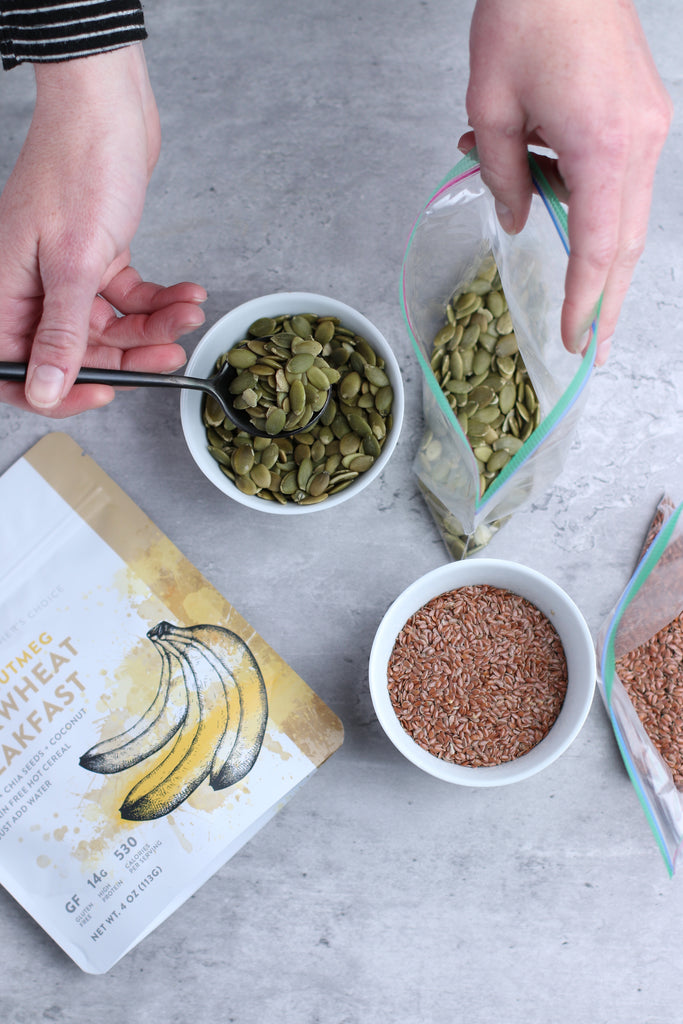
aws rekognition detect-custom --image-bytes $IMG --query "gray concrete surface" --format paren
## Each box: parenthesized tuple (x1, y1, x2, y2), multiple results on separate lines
(0, 0, 682, 1020)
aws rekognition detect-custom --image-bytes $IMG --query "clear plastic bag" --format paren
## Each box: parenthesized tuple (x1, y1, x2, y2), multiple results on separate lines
(597, 495, 683, 876)
(401, 150, 597, 557)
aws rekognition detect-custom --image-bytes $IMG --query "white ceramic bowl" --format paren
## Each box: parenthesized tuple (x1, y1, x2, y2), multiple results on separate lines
(369, 559, 596, 786)
(180, 292, 404, 514)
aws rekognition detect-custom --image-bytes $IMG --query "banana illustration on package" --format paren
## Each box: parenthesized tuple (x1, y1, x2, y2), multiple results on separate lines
(79, 621, 269, 821)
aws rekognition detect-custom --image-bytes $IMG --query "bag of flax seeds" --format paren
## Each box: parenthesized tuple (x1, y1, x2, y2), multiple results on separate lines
(400, 149, 597, 557)
(597, 495, 683, 876)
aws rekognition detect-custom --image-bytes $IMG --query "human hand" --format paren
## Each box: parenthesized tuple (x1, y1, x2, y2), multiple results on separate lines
(0, 44, 207, 417)
(462, 0, 672, 365)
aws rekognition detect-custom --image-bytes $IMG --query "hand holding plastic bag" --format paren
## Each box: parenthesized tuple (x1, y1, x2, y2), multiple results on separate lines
(464, 0, 672, 365)
(401, 151, 596, 557)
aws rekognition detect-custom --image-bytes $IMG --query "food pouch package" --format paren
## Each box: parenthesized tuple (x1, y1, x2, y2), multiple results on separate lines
(0, 433, 343, 972)
(401, 150, 597, 557)
(597, 495, 683, 876)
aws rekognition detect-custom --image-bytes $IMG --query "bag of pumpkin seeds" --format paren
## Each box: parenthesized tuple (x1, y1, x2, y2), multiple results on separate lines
(597, 494, 683, 876)
(401, 149, 597, 557)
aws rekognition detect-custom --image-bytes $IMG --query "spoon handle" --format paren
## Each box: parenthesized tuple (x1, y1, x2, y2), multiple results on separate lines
(0, 362, 209, 394)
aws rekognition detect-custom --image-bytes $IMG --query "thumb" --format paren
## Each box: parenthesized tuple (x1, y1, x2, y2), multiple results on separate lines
(25, 281, 96, 410)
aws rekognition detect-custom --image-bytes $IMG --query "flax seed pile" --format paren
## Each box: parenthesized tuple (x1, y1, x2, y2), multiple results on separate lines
(387, 584, 568, 767)
(614, 497, 683, 788)
(616, 618, 683, 787)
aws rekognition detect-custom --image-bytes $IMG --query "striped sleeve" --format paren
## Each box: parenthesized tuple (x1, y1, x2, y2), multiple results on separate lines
(0, 1, 147, 70)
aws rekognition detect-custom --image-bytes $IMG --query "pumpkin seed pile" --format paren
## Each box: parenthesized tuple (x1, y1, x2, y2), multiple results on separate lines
(418, 480, 505, 560)
(224, 314, 334, 435)
(203, 313, 394, 505)
(427, 254, 541, 498)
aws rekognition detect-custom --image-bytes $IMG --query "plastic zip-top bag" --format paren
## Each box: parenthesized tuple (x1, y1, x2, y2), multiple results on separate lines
(401, 150, 597, 557)
(597, 496, 683, 876)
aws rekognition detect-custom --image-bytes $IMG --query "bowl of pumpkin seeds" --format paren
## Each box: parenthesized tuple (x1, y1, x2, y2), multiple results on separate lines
(180, 292, 404, 512)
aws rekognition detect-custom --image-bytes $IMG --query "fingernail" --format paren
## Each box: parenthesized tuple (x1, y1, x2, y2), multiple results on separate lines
(495, 200, 515, 234)
(27, 365, 65, 408)
(178, 315, 205, 337)
(596, 335, 613, 365)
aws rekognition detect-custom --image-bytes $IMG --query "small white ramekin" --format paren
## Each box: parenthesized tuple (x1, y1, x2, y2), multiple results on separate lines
(180, 292, 404, 514)
(369, 558, 596, 786)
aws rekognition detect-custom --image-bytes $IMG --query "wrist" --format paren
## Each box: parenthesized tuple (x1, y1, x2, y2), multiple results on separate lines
(34, 42, 149, 99)
(32, 43, 160, 164)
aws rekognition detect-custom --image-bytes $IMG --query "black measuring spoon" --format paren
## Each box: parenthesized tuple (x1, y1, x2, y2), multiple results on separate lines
(0, 362, 330, 439)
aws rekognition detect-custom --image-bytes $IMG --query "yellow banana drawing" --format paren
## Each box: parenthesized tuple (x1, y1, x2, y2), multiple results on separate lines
(80, 619, 268, 821)
(120, 631, 230, 821)
(170, 624, 268, 790)
(79, 640, 188, 774)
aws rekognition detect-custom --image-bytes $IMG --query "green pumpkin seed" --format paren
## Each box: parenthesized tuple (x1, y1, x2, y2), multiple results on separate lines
(363, 434, 382, 458)
(203, 396, 224, 427)
(461, 324, 481, 349)
(516, 401, 530, 423)
(498, 380, 517, 415)
(475, 405, 500, 424)
(347, 412, 372, 438)
(469, 384, 496, 406)
(287, 353, 315, 374)
(486, 291, 505, 318)
(297, 457, 313, 489)
(265, 407, 287, 435)
(339, 371, 362, 402)
(315, 319, 336, 344)
(445, 379, 471, 395)
(434, 324, 455, 348)
(291, 339, 322, 358)
(355, 338, 377, 365)
(477, 332, 498, 353)
(289, 378, 306, 415)
(232, 447, 254, 476)
(339, 432, 361, 456)
(493, 435, 523, 455)
(235, 476, 259, 495)
(460, 348, 474, 376)
(473, 444, 493, 463)
(363, 367, 389, 390)
(496, 355, 516, 378)
(208, 445, 231, 466)
(469, 277, 493, 295)
(248, 317, 277, 338)
(306, 365, 331, 391)
(472, 349, 491, 376)
(291, 315, 313, 339)
(308, 471, 330, 496)
(496, 311, 513, 336)
(250, 464, 271, 489)
(227, 347, 259, 369)
(467, 419, 489, 438)
(486, 450, 510, 473)
(495, 333, 518, 358)
(280, 470, 298, 494)
(346, 453, 375, 473)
